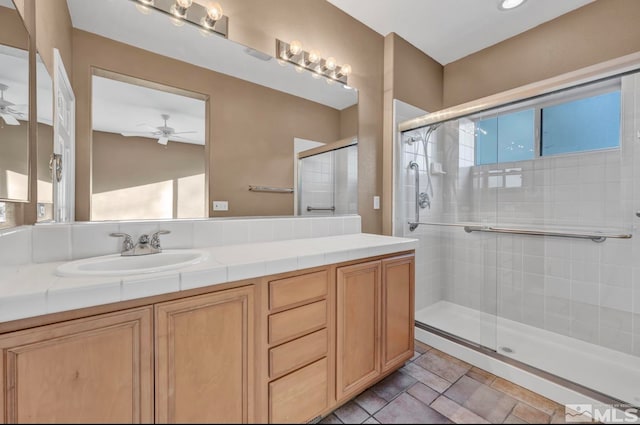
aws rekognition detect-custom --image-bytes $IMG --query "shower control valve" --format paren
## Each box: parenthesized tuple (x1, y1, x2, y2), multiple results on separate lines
(418, 192, 430, 209)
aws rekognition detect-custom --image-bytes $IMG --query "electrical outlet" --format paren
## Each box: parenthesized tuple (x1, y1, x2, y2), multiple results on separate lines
(213, 201, 228, 211)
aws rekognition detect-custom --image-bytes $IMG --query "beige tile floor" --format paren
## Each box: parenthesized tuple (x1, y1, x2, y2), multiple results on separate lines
(322, 340, 568, 424)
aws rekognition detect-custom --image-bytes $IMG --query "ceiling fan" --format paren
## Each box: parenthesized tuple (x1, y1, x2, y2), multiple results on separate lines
(120, 114, 197, 145)
(0, 83, 26, 126)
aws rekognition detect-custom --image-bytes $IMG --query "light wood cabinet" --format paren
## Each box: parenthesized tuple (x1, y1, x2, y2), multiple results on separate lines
(155, 286, 254, 424)
(0, 250, 414, 424)
(336, 260, 382, 401)
(381, 255, 415, 373)
(262, 269, 333, 424)
(0, 307, 153, 424)
(336, 254, 415, 402)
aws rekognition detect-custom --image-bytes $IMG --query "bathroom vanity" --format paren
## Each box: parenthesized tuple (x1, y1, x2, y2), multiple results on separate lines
(0, 219, 416, 423)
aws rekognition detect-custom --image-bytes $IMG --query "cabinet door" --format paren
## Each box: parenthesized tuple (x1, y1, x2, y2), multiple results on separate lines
(336, 260, 381, 401)
(155, 286, 254, 424)
(381, 255, 415, 373)
(0, 307, 153, 424)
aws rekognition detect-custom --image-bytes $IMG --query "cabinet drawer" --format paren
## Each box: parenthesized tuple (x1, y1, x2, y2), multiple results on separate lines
(269, 357, 328, 424)
(269, 270, 328, 311)
(268, 300, 327, 345)
(269, 328, 328, 379)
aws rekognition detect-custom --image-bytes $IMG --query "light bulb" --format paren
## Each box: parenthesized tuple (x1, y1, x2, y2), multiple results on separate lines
(311, 72, 321, 79)
(138, 0, 154, 4)
(207, 3, 223, 21)
(325, 57, 337, 71)
(176, 0, 192, 8)
(288, 40, 303, 56)
(170, 4, 186, 17)
(295, 66, 304, 73)
(338, 64, 352, 77)
(308, 49, 321, 64)
(136, 4, 151, 14)
(326, 77, 335, 85)
(498, 0, 526, 10)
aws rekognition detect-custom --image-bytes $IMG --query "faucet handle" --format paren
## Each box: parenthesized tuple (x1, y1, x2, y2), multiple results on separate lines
(109, 232, 134, 253)
(150, 230, 171, 250)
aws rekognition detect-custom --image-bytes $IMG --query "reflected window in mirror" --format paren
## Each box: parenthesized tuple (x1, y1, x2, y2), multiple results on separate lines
(91, 73, 207, 221)
(36, 52, 54, 221)
(0, 0, 30, 203)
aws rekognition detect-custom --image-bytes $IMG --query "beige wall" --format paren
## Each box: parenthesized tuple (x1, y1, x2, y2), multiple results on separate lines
(382, 33, 443, 234)
(340, 105, 358, 139)
(92, 130, 205, 220)
(389, 34, 443, 114)
(34, 0, 72, 77)
(443, 0, 640, 107)
(220, 0, 384, 233)
(73, 30, 343, 220)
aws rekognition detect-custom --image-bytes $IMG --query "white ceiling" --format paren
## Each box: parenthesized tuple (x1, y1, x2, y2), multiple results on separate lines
(328, 0, 595, 65)
(92, 76, 206, 145)
(0, 0, 14, 9)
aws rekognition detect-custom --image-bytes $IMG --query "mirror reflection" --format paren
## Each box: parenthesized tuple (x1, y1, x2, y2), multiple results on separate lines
(0, 0, 29, 202)
(36, 53, 54, 221)
(64, 0, 358, 221)
(91, 73, 206, 221)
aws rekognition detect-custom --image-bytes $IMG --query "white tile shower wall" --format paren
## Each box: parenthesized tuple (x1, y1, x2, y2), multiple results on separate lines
(299, 152, 335, 216)
(398, 73, 640, 357)
(0, 216, 362, 266)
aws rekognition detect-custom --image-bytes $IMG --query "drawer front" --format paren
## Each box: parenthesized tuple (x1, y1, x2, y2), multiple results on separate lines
(269, 328, 328, 379)
(269, 270, 328, 311)
(269, 358, 328, 424)
(268, 300, 327, 345)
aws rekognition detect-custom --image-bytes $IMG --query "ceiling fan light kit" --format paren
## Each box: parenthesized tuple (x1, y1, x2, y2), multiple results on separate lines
(0, 83, 25, 126)
(120, 113, 198, 145)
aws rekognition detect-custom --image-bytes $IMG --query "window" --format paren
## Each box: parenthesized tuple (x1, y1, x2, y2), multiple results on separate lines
(473, 83, 621, 165)
(476, 109, 535, 165)
(541, 91, 620, 156)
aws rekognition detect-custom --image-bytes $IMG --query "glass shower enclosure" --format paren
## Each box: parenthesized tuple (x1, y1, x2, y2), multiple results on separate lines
(298, 140, 358, 216)
(394, 69, 640, 407)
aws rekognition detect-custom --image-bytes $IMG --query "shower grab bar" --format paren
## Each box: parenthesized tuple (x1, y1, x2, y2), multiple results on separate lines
(409, 161, 420, 231)
(463, 225, 632, 243)
(248, 185, 294, 193)
(307, 206, 336, 212)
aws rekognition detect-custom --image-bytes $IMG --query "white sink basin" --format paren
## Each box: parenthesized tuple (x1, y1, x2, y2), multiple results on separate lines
(56, 249, 208, 277)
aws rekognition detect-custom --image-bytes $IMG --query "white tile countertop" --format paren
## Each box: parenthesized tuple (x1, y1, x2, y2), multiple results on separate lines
(0, 233, 418, 323)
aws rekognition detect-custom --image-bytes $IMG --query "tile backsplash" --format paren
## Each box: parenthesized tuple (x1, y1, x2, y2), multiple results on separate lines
(0, 215, 361, 266)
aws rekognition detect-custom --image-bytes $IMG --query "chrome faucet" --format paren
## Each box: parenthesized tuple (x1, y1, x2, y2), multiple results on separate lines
(110, 230, 171, 256)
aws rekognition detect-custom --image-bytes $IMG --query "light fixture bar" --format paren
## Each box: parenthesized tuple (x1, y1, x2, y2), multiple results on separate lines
(132, 0, 229, 38)
(276, 39, 350, 85)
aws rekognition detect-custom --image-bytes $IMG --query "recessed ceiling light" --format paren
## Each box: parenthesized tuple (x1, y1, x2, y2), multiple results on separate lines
(498, 0, 527, 11)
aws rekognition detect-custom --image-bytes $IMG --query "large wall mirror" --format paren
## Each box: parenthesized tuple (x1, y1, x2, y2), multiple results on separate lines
(0, 0, 30, 203)
(65, 0, 358, 221)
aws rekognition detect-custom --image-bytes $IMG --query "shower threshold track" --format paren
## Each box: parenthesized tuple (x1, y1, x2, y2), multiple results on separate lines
(416, 301, 640, 407)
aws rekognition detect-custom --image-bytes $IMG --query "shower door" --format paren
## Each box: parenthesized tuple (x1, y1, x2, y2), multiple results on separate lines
(396, 106, 500, 352)
(298, 144, 358, 216)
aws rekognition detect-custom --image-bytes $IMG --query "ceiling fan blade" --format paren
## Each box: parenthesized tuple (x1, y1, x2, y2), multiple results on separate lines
(0, 113, 20, 125)
(121, 131, 154, 137)
(172, 131, 198, 135)
(157, 136, 169, 145)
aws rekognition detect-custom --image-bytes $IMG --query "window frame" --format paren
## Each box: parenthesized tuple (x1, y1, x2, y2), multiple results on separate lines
(471, 77, 622, 166)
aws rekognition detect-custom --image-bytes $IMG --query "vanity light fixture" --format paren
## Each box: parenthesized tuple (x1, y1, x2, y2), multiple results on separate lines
(498, 0, 527, 10)
(276, 39, 352, 85)
(133, 0, 228, 38)
(171, 0, 192, 18)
